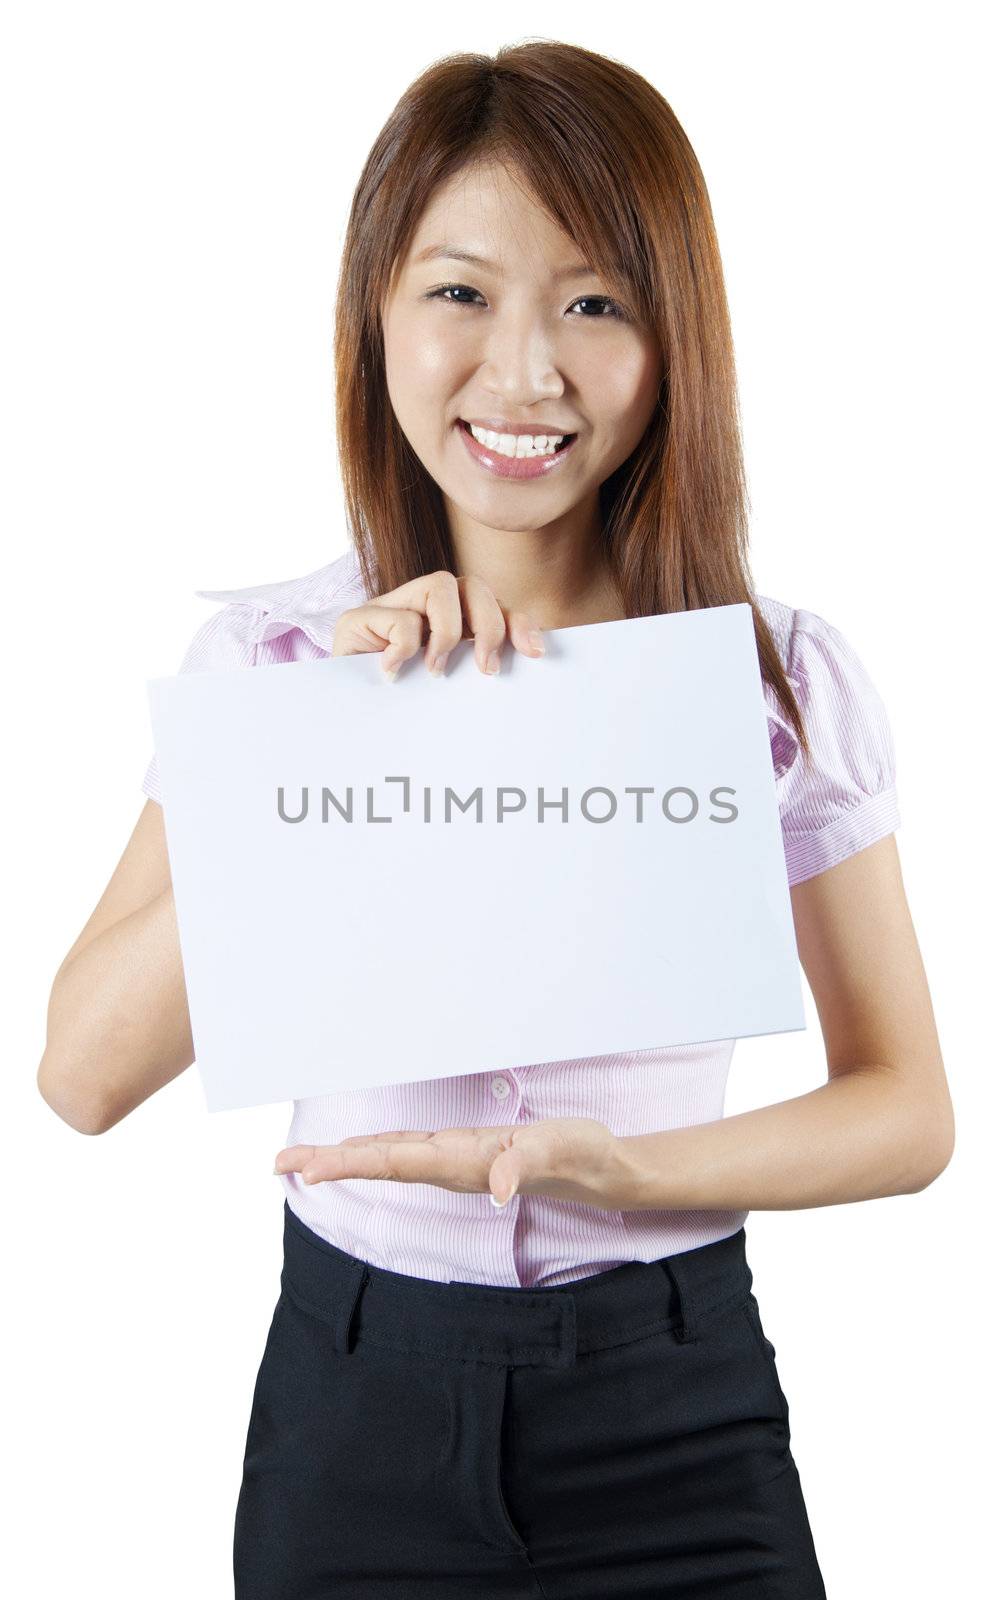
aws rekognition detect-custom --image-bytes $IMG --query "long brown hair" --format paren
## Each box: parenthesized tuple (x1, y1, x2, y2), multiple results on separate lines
(333, 40, 809, 760)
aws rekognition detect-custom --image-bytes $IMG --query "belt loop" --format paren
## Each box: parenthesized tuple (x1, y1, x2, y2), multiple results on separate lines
(336, 1264, 368, 1355)
(279, 1260, 369, 1354)
(660, 1257, 696, 1344)
(557, 1292, 578, 1368)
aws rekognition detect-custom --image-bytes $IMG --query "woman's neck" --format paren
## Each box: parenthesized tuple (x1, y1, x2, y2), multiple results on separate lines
(553, 567, 627, 628)
(447, 503, 624, 630)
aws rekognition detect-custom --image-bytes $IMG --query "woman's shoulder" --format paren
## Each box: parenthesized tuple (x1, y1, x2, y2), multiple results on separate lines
(191, 546, 368, 653)
(752, 591, 893, 722)
(753, 590, 855, 671)
(141, 549, 367, 801)
(752, 592, 901, 885)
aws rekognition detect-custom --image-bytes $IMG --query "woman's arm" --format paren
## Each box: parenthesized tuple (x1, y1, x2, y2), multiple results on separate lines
(620, 834, 955, 1210)
(37, 800, 194, 1134)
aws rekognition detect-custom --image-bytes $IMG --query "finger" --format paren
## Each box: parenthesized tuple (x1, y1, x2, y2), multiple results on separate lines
(418, 571, 464, 676)
(486, 1121, 566, 1205)
(502, 608, 547, 660)
(280, 1139, 447, 1186)
(488, 1145, 523, 1206)
(352, 572, 546, 671)
(331, 604, 424, 680)
(334, 1131, 435, 1146)
(368, 571, 464, 677)
(456, 574, 508, 675)
(274, 1143, 319, 1174)
(485, 1118, 572, 1204)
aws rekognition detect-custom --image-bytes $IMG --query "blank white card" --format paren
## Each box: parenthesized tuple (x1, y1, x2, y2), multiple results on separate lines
(147, 603, 805, 1112)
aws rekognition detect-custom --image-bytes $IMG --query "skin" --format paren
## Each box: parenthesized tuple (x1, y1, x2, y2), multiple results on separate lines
(40, 161, 954, 1221)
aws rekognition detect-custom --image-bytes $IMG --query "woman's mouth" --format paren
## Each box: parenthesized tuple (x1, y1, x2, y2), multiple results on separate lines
(454, 418, 578, 481)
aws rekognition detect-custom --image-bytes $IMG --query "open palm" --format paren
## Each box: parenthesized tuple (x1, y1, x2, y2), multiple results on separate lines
(274, 1116, 630, 1210)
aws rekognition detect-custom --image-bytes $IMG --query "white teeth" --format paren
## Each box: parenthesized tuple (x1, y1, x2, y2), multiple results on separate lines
(468, 423, 567, 459)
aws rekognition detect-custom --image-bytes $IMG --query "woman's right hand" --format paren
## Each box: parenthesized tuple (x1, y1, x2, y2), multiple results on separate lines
(330, 570, 547, 681)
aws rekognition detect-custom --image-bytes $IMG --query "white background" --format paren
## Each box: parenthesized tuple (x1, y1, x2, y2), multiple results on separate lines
(5, 3, 1004, 1593)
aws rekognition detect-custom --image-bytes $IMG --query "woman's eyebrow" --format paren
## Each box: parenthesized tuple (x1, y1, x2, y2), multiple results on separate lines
(413, 243, 600, 282)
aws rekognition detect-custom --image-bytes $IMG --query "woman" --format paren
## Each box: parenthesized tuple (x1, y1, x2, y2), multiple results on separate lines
(39, 40, 953, 1599)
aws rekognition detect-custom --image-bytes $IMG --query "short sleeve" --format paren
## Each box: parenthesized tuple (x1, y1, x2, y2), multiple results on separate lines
(777, 609, 900, 885)
(141, 603, 262, 805)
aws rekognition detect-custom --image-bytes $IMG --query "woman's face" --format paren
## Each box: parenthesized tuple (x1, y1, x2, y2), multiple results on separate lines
(380, 161, 663, 537)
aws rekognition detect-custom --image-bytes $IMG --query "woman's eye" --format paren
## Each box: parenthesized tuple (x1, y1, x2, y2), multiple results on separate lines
(568, 295, 625, 320)
(424, 283, 625, 320)
(426, 283, 485, 307)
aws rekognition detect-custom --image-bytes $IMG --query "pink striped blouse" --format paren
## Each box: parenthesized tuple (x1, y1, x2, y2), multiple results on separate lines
(142, 548, 900, 1288)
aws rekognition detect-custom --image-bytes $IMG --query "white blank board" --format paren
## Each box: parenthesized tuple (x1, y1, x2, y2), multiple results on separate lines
(147, 602, 806, 1112)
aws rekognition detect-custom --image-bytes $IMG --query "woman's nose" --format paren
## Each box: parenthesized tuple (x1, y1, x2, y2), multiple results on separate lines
(477, 316, 565, 403)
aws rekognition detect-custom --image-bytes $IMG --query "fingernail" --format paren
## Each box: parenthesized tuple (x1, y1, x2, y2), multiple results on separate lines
(485, 649, 501, 675)
(528, 630, 545, 655)
(381, 663, 399, 682)
(430, 653, 448, 676)
(490, 1194, 505, 1208)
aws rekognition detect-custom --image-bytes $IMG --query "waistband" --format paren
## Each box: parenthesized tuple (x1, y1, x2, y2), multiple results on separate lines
(278, 1199, 753, 1370)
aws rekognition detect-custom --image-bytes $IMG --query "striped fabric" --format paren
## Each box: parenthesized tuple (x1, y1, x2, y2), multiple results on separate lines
(142, 549, 900, 1288)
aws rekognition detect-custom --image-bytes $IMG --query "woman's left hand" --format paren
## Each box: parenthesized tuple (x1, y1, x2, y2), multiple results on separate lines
(273, 1117, 639, 1210)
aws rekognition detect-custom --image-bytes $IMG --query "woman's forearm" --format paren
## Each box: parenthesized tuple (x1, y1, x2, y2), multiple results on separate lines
(38, 886, 194, 1134)
(614, 1068, 953, 1212)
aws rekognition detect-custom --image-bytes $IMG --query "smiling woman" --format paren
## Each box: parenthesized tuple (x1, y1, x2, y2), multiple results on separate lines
(333, 52, 812, 745)
(39, 34, 951, 1600)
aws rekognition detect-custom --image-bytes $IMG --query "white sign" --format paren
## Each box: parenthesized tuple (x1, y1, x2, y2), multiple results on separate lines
(147, 603, 805, 1112)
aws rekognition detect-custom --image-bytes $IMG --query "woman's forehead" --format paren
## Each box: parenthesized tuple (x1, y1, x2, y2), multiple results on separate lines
(407, 162, 578, 265)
